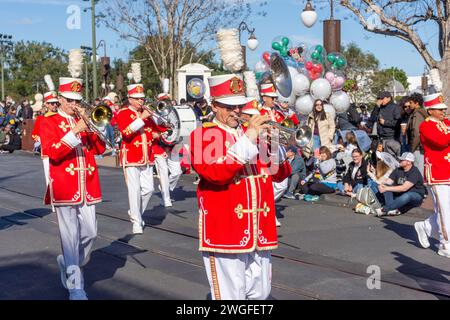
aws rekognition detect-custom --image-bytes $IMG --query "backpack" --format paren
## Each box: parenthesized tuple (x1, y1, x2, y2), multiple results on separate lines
(355, 186, 382, 213)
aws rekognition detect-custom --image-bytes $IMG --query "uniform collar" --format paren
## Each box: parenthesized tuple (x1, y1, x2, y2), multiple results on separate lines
(213, 118, 242, 138)
(58, 109, 74, 119)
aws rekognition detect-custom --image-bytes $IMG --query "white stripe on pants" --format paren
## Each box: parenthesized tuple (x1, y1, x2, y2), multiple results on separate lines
(56, 203, 97, 289)
(273, 178, 288, 201)
(43, 158, 50, 186)
(202, 251, 272, 300)
(423, 184, 450, 246)
(125, 165, 154, 226)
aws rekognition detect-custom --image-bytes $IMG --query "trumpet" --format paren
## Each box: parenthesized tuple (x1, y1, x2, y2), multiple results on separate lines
(237, 116, 312, 148)
(76, 101, 115, 149)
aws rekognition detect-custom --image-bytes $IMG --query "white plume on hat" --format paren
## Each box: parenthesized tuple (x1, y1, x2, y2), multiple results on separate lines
(68, 49, 84, 78)
(32, 93, 44, 112)
(244, 71, 259, 99)
(131, 63, 142, 83)
(216, 28, 244, 73)
(44, 74, 55, 91)
(162, 78, 170, 94)
(429, 68, 443, 91)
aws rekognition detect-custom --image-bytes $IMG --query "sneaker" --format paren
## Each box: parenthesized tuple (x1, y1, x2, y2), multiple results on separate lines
(69, 289, 88, 300)
(374, 208, 386, 217)
(132, 224, 143, 235)
(56, 255, 68, 289)
(295, 193, 305, 200)
(283, 192, 296, 200)
(437, 244, 450, 258)
(275, 217, 281, 227)
(304, 195, 319, 202)
(387, 209, 401, 216)
(414, 221, 430, 248)
(141, 220, 145, 228)
(164, 202, 173, 208)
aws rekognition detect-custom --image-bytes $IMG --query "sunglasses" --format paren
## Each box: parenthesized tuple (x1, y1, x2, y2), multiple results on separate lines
(49, 102, 60, 105)
(65, 98, 80, 104)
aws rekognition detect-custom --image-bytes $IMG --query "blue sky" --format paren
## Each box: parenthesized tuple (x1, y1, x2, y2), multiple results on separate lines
(0, 0, 440, 76)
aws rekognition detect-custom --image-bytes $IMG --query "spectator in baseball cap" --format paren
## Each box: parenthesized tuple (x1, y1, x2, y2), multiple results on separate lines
(375, 152, 426, 217)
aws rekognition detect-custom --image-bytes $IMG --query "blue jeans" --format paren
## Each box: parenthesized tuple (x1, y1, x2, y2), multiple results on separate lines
(105, 124, 115, 146)
(383, 191, 423, 213)
(337, 182, 364, 194)
(313, 135, 321, 153)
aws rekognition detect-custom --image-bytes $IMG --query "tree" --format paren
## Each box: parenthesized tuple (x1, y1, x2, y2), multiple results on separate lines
(101, 0, 264, 100)
(340, 0, 450, 109)
(342, 43, 380, 104)
(371, 67, 409, 97)
(7, 41, 67, 100)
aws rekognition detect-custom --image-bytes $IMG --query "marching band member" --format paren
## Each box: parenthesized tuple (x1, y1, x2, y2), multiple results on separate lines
(415, 93, 450, 258)
(40, 51, 106, 300)
(190, 74, 292, 300)
(152, 94, 183, 208)
(116, 82, 165, 234)
(32, 75, 59, 188)
(277, 94, 300, 126)
(260, 83, 289, 226)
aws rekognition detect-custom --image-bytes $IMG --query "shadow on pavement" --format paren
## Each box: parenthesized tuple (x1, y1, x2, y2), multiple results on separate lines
(0, 208, 52, 231)
(391, 251, 450, 300)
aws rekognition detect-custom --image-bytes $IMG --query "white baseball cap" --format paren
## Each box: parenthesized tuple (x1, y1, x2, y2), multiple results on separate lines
(398, 152, 415, 162)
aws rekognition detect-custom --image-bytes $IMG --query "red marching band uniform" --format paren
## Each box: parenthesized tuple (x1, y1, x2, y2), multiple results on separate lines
(416, 92, 450, 257)
(41, 108, 106, 206)
(259, 83, 285, 123)
(190, 75, 292, 255)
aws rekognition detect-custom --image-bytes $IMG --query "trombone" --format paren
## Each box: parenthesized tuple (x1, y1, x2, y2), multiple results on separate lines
(75, 101, 115, 149)
(142, 101, 174, 129)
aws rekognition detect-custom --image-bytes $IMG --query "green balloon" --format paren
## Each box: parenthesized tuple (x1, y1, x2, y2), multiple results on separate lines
(282, 37, 290, 46)
(311, 51, 320, 60)
(272, 42, 281, 51)
(327, 54, 336, 63)
(315, 45, 323, 53)
(280, 48, 288, 57)
(336, 58, 346, 68)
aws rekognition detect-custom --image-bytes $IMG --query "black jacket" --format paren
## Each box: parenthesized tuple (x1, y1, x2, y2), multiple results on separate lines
(342, 159, 368, 187)
(367, 102, 401, 139)
(336, 105, 361, 130)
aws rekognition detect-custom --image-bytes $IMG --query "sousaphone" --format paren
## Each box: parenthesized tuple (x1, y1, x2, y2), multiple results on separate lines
(259, 52, 292, 99)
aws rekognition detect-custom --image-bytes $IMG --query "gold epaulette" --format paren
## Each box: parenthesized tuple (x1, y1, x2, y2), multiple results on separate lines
(44, 112, 57, 117)
(425, 117, 430, 122)
(203, 122, 218, 128)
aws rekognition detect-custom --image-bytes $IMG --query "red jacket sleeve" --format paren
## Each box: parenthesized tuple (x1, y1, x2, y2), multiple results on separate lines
(420, 120, 450, 149)
(41, 120, 78, 162)
(86, 131, 106, 155)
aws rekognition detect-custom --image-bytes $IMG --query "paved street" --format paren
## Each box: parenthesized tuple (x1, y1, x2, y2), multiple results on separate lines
(0, 151, 449, 300)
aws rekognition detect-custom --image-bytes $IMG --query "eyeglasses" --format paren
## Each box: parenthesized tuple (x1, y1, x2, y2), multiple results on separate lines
(315, 103, 323, 106)
(65, 98, 80, 104)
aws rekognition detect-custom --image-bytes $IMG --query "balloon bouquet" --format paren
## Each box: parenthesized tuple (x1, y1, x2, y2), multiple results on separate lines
(253, 36, 351, 118)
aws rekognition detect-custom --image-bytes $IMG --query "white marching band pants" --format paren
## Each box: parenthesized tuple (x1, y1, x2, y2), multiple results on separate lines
(125, 165, 154, 226)
(56, 203, 97, 290)
(423, 185, 450, 247)
(202, 251, 272, 300)
(273, 178, 288, 201)
(43, 158, 55, 212)
(154, 154, 183, 206)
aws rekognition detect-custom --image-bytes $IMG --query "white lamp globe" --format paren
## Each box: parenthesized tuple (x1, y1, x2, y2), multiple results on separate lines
(301, 1, 318, 28)
(247, 35, 259, 51)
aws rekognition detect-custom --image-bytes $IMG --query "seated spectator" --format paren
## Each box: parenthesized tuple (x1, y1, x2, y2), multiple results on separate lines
(367, 151, 399, 195)
(375, 152, 425, 216)
(296, 146, 337, 201)
(336, 148, 368, 196)
(0, 125, 21, 154)
(335, 131, 359, 166)
(282, 146, 307, 199)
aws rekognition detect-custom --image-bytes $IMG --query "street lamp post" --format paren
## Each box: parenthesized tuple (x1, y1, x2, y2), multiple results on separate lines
(83, 0, 99, 99)
(238, 21, 259, 71)
(0, 34, 13, 101)
(81, 46, 92, 102)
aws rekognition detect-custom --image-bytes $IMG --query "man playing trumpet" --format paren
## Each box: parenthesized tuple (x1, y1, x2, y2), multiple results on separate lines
(190, 74, 291, 300)
(40, 73, 106, 300)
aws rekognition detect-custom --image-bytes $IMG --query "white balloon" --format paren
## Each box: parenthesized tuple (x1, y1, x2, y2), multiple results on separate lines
(324, 103, 336, 120)
(295, 94, 314, 115)
(330, 91, 351, 113)
(292, 73, 310, 96)
(310, 78, 332, 100)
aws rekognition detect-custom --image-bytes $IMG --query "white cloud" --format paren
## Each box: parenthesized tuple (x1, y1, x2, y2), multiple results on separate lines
(13, 17, 44, 25)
